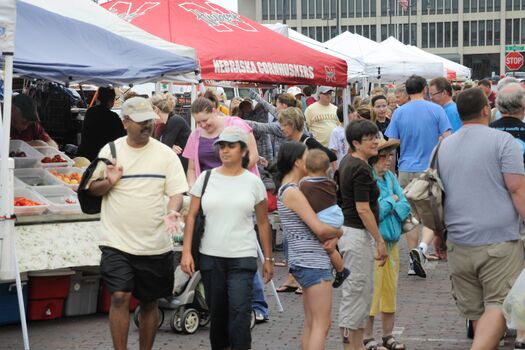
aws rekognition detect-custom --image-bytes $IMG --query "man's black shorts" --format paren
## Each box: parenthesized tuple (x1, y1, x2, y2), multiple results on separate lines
(100, 246, 174, 302)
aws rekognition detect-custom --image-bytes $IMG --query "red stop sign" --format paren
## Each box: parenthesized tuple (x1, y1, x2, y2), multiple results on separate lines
(506, 51, 524, 71)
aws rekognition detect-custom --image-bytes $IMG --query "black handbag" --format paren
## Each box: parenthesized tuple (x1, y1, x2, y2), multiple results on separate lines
(191, 170, 212, 270)
(77, 142, 116, 214)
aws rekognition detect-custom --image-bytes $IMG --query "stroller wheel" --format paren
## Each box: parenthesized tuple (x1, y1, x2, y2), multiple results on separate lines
(199, 311, 210, 327)
(133, 306, 164, 329)
(182, 309, 200, 334)
(170, 311, 183, 333)
(250, 309, 256, 330)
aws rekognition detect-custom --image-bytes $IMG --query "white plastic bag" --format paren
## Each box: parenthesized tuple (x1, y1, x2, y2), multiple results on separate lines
(503, 268, 525, 330)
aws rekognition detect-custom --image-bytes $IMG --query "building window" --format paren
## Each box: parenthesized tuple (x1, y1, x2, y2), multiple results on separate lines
(323, 26, 329, 41)
(445, 22, 451, 47)
(330, 0, 337, 17)
(429, 22, 436, 47)
(452, 0, 459, 11)
(515, 0, 521, 10)
(464, 0, 470, 12)
(437, 0, 444, 13)
(323, 0, 329, 17)
(514, 18, 521, 44)
(316, 26, 323, 40)
(452, 22, 458, 46)
(302, 27, 309, 36)
(428, 0, 436, 14)
(262, 0, 269, 20)
(436, 22, 443, 47)
(479, 0, 486, 11)
(330, 25, 337, 38)
(463, 21, 470, 46)
(381, 24, 388, 40)
(522, 18, 525, 44)
(371, 0, 377, 16)
(487, 0, 493, 11)
(487, 20, 493, 45)
(357, 25, 363, 35)
(316, 0, 323, 18)
(479, 20, 486, 45)
(309, 26, 316, 39)
(445, 0, 451, 13)
(495, 0, 500, 10)
(349, 0, 355, 17)
(342, 0, 349, 16)
(471, 21, 478, 46)
(291, 0, 297, 19)
(471, 0, 478, 12)
(302, 0, 308, 17)
(381, 0, 387, 15)
(372, 25, 377, 40)
(495, 19, 501, 45)
(363, 0, 370, 16)
(276, 1, 283, 20)
(422, 23, 429, 48)
(506, 0, 512, 10)
(356, 0, 362, 17)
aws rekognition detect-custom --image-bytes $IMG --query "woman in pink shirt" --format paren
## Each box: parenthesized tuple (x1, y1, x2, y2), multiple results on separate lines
(183, 97, 259, 187)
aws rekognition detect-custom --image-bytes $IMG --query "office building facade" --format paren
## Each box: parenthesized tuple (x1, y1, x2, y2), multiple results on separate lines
(238, 0, 525, 79)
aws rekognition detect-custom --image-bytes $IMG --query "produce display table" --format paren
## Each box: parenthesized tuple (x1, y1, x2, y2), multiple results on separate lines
(15, 215, 101, 272)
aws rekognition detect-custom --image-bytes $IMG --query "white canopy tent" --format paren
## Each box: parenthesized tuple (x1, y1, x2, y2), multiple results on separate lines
(264, 24, 366, 80)
(326, 32, 444, 82)
(382, 37, 471, 80)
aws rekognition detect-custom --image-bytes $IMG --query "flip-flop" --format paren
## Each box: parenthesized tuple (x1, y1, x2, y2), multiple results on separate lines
(274, 261, 287, 267)
(276, 285, 298, 293)
(427, 253, 441, 261)
(294, 287, 303, 295)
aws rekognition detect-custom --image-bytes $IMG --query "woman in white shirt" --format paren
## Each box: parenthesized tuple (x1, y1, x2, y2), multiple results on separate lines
(181, 126, 273, 350)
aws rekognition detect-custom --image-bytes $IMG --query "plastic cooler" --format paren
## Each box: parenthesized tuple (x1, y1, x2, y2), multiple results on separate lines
(33, 186, 81, 215)
(64, 271, 100, 316)
(46, 167, 84, 191)
(14, 168, 62, 187)
(13, 188, 50, 216)
(9, 140, 42, 168)
(35, 146, 74, 168)
(98, 283, 139, 313)
(28, 269, 74, 321)
(0, 274, 29, 325)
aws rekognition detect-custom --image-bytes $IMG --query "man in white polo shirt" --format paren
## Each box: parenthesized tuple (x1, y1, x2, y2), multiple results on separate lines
(87, 97, 188, 350)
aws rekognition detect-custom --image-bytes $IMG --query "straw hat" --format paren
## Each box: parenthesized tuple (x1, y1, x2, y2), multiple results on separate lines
(377, 138, 400, 152)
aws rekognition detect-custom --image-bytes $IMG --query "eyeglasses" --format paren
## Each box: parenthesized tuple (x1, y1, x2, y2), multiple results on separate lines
(361, 135, 380, 142)
(430, 90, 444, 97)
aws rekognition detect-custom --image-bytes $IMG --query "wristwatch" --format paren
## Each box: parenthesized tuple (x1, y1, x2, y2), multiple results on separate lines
(265, 256, 275, 262)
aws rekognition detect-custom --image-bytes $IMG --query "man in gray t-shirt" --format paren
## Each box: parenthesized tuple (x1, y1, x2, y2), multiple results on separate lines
(437, 88, 525, 350)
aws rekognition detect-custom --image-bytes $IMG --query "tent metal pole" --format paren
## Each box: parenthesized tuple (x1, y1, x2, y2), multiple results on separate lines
(0, 52, 30, 350)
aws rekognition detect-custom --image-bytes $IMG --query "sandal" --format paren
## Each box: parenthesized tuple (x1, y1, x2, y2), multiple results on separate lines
(364, 338, 386, 350)
(382, 335, 406, 350)
(294, 287, 303, 295)
(276, 285, 298, 293)
(515, 340, 525, 350)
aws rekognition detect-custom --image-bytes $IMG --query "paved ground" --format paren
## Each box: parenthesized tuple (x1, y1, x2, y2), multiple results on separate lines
(0, 239, 517, 349)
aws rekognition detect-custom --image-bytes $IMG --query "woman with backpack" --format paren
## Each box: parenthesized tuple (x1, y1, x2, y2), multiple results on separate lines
(363, 138, 410, 350)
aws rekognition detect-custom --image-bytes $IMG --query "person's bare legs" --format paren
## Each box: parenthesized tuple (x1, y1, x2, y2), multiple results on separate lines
(405, 227, 419, 251)
(302, 291, 311, 350)
(330, 251, 344, 272)
(420, 226, 435, 247)
(109, 291, 131, 350)
(364, 316, 375, 340)
(138, 300, 159, 350)
(381, 312, 395, 337)
(471, 308, 506, 350)
(341, 328, 366, 350)
(302, 280, 332, 350)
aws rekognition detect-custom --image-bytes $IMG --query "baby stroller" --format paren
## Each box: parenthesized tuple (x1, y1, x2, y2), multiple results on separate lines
(133, 270, 256, 334)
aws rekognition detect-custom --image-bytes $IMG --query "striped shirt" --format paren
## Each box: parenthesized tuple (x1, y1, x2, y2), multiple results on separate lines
(278, 183, 331, 270)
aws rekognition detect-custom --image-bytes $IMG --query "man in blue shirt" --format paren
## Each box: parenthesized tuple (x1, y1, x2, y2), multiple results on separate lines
(429, 77, 462, 133)
(385, 75, 451, 278)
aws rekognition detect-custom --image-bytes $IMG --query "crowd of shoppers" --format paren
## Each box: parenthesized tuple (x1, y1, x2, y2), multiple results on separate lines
(78, 76, 525, 350)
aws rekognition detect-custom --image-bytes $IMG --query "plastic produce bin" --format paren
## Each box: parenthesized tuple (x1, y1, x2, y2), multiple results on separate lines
(46, 167, 84, 191)
(14, 168, 62, 187)
(9, 140, 42, 168)
(33, 186, 81, 215)
(13, 188, 50, 216)
(0, 274, 29, 325)
(28, 269, 74, 321)
(64, 271, 100, 316)
(35, 146, 74, 168)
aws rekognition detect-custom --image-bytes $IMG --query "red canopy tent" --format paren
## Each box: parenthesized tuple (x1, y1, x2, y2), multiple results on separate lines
(101, 0, 348, 87)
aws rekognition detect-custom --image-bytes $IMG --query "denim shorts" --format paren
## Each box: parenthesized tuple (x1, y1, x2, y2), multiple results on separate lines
(289, 266, 333, 289)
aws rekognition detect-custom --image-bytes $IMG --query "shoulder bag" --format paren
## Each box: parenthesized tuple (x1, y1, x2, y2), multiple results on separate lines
(191, 170, 212, 270)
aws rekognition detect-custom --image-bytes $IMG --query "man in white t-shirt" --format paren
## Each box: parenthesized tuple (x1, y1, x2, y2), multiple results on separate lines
(305, 86, 339, 147)
(87, 97, 188, 350)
